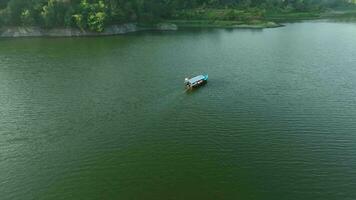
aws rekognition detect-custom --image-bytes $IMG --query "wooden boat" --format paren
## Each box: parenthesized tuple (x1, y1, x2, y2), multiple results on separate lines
(184, 74, 208, 89)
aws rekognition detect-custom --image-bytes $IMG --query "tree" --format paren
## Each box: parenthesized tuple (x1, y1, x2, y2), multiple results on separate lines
(0, 0, 355, 30)
(87, 0, 107, 31)
(41, 0, 56, 27)
(73, 13, 85, 30)
(7, 0, 27, 24)
(88, 11, 106, 31)
(73, 0, 108, 32)
(20, 8, 34, 25)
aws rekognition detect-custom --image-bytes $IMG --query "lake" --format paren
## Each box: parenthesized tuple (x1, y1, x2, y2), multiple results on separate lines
(1, 21, 356, 200)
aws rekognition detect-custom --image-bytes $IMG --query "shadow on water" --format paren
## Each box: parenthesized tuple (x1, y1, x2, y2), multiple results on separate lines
(185, 83, 208, 96)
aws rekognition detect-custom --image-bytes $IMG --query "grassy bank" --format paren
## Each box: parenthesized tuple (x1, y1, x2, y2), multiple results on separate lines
(168, 8, 275, 28)
(265, 11, 322, 22)
(165, 19, 282, 29)
(166, 8, 356, 29)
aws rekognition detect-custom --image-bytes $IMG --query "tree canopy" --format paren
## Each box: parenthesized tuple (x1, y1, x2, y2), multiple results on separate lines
(0, 0, 354, 31)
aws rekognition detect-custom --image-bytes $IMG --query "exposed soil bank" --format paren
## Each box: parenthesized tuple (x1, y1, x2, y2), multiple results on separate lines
(0, 23, 178, 38)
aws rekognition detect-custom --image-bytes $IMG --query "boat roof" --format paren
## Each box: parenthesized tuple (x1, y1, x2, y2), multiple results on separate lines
(188, 75, 205, 84)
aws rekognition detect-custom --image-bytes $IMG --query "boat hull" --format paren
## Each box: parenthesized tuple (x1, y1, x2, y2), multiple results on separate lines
(185, 74, 208, 89)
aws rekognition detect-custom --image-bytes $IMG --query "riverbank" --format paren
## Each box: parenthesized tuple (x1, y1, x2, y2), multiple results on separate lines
(166, 8, 356, 29)
(0, 23, 178, 38)
(0, 20, 284, 38)
(266, 9, 356, 22)
(164, 20, 282, 29)
(1, 9, 356, 38)
(168, 8, 282, 28)
(0, 20, 280, 38)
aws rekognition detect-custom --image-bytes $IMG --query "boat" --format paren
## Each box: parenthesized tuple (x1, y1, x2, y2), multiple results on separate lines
(184, 74, 208, 89)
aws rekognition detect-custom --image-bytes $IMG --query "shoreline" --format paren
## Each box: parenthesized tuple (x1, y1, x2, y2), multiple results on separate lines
(0, 21, 283, 38)
(164, 20, 283, 29)
(1, 10, 355, 38)
(0, 23, 178, 38)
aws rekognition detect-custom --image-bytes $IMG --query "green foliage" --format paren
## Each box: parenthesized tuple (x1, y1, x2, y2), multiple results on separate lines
(72, 0, 108, 32)
(173, 8, 264, 21)
(73, 14, 85, 30)
(20, 9, 34, 25)
(64, 7, 75, 27)
(7, 0, 27, 24)
(41, 0, 56, 28)
(88, 12, 106, 32)
(0, 7, 6, 26)
(40, 0, 71, 28)
(0, 0, 355, 31)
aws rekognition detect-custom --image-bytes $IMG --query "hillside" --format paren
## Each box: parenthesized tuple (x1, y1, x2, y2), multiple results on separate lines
(0, 0, 355, 32)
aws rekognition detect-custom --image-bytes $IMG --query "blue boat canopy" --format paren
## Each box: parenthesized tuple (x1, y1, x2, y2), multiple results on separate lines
(188, 75, 206, 84)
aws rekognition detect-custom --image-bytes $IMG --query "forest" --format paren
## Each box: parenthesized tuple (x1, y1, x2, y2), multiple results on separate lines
(0, 0, 355, 31)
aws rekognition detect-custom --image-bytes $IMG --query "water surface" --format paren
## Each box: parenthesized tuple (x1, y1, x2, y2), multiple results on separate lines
(1, 21, 356, 200)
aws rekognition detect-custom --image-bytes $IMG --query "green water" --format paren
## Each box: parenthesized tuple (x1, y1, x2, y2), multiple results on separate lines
(1, 21, 356, 200)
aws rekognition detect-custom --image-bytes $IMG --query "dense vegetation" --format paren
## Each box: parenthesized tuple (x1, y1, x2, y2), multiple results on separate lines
(0, 0, 355, 31)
